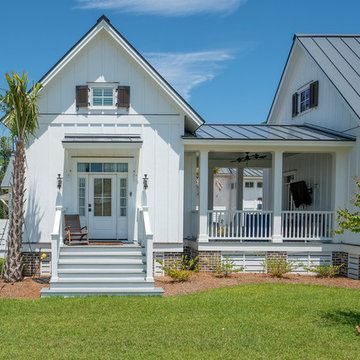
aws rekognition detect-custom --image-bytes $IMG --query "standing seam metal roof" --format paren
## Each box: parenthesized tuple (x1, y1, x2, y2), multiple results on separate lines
(184, 124, 355, 141)
(297, 34, 360, 121)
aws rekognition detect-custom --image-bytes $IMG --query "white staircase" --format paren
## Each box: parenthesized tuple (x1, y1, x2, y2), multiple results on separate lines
(40, 244, 163, 297)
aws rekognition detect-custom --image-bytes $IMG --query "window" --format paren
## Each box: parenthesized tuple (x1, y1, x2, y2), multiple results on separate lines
(257, 182, 263, 188)
(292, 81, 319, 117)
(300, 87, 310, 112)
(92, 87, 114, 107)
(245, 181, 254, 188)
(120, 178, 127, 217)
(77, 162, 128, 173)
(78, 178, 86, 216)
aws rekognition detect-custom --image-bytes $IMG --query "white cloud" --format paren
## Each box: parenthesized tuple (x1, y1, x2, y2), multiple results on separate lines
(76, 0, 246, 16)
(145, 50, 234, 100)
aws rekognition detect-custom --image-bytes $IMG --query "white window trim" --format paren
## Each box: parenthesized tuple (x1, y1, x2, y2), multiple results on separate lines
(89, 83, 117, 110)
(295, 83, 314, 117)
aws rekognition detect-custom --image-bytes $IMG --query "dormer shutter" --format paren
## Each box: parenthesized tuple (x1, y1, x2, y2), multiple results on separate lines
(309, 80, 319, 108)
(117, 86, 130, 108)
(292, 93, 298, 117)
(76, 86, 89, 108)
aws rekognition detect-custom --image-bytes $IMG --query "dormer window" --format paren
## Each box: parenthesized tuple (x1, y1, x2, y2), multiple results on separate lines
(76, 84, 131, 109)
(292, 80, 319, 117)
(92, 88, 114, 107)
(300, 87, 310, 112)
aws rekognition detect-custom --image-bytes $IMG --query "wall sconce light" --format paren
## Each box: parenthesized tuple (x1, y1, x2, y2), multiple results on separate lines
(57, 174, 63, 190)
(143, 174, 148, 190)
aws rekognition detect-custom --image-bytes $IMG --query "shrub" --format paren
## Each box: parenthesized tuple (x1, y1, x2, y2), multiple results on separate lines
(303, 262, 344, 278)
(156, 255, 199, 282)
(206, 256, 244, 277)
(262, 257, 297, 278)
(0, 258, 4, 277)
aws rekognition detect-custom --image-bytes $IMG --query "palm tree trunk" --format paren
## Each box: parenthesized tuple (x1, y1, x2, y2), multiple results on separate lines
(4, 142, 25, 282)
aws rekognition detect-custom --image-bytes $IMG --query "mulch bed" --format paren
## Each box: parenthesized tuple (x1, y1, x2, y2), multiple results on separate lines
(0, 277, 50, 299)
(155, 272, 360, 297)
(1, 273, 360, 299)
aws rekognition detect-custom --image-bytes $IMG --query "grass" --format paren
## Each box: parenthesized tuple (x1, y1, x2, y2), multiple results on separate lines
(1, 284, 360, 359)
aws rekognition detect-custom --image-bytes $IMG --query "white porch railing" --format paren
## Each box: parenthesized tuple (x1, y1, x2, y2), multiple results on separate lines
(208, 210, 273, 241)
(281, 211, 334, 241)
(139, 206, 154, 282)
(51, 206, 64, 279)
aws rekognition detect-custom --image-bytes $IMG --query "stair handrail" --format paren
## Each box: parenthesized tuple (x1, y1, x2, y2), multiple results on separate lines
(51, 205, 64, 280)
(139, 206, 154, 282)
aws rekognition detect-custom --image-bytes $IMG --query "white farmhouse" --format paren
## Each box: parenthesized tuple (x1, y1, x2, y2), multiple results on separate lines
(2, 17, 359, 296)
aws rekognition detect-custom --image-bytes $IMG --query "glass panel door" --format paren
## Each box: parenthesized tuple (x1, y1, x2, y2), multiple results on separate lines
(93, 178, 112, 217)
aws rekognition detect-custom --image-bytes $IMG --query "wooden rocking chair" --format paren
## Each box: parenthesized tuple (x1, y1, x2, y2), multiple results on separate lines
(64, 214, 89, 246)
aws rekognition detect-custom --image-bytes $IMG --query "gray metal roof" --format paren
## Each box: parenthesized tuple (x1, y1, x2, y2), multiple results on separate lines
(217, 168, 263, 177)
(1, 155, 14, 189)
(62, 134, 143, 144)
(297, 34, 360, 120)
(184, 124, 355, 141)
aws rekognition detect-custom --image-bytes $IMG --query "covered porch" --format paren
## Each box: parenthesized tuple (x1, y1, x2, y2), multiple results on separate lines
(183, 124, 355, 244)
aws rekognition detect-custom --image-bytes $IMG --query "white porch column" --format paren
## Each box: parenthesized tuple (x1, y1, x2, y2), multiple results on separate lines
(333, 150, 348, 213)
(272, 150, 283, 243)
(237, 167, 243, 210)
(208, 163, 214, 211)
(198, 150, 209, 242)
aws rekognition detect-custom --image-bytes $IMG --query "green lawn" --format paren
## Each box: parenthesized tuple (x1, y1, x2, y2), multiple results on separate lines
(1, 284, 360, 359)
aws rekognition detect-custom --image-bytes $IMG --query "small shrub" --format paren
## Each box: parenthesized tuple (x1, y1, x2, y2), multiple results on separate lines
(156, 255, 199, 282)
(262, 257, 297, 278)
(303, 262, 344, 278)
(0, 258, 4, 277)
(206, 256, 244, 277)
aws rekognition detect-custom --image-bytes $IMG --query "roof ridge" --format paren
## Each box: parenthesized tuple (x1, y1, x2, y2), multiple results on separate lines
(295, 34, 360, 38)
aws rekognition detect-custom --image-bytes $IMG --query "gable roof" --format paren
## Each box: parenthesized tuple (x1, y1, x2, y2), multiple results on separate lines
(38, 15, 204, 131)
(267, 34, 360, 123)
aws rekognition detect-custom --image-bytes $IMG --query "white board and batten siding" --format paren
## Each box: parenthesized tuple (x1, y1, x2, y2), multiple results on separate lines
(24, 28, 187, 246)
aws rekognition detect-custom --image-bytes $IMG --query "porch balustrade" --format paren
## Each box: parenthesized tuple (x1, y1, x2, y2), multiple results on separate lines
(208, 210, 273, 241)
(205, 210, 334, 242)
(51, 206, 65, 279)
(138, 206, 154, 282)
(281, 211, 334, 241)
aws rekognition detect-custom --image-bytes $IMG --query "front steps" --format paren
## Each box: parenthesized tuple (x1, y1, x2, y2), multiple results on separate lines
(40, 244, 163, 297)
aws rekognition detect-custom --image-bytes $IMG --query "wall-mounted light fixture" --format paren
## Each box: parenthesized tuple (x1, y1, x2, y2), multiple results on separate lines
(57, 174, 63, 190)
(143, 174, 148, 190)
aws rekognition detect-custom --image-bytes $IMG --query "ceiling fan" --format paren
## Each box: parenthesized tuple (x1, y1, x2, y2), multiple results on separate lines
(230, 152, 267, 163)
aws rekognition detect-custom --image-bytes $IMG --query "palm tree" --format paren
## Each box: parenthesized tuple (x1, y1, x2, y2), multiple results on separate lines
(0, 72, 42, 282)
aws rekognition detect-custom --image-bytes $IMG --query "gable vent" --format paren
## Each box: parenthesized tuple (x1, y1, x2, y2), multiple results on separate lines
(76, 85, 89, 108)
(117, 86, 130, 108)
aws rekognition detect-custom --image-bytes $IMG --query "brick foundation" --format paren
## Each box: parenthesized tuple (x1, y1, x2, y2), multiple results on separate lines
(332, 252, 349, 277)
(22, 252, 41, 276)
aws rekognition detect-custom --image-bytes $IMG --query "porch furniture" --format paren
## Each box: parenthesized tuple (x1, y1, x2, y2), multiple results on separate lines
(64, 214, 89, 246)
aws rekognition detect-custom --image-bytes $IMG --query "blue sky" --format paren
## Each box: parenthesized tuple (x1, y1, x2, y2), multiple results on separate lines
(1, 0, 360, 134)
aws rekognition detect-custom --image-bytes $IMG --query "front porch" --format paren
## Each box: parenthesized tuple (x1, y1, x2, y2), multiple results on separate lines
(183, 125, 353, 244)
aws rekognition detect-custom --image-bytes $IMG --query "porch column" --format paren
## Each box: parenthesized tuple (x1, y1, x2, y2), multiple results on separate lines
(333, 149, 348, 215)
(272, 150, 283, 243)
(237, 167, 243, 210)
(198, 150, 209, 242)
(208, 163, 214, 211)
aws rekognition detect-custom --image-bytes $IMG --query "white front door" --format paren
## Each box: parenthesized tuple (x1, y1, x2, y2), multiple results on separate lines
(88, 175, 117, 239)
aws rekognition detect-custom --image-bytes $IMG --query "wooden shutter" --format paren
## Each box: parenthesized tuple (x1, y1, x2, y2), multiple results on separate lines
(117, 86, 130, 108)
(309, 80, 319, 108)
(76, 86, 89, 108)
(292, 93, 298, 117)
